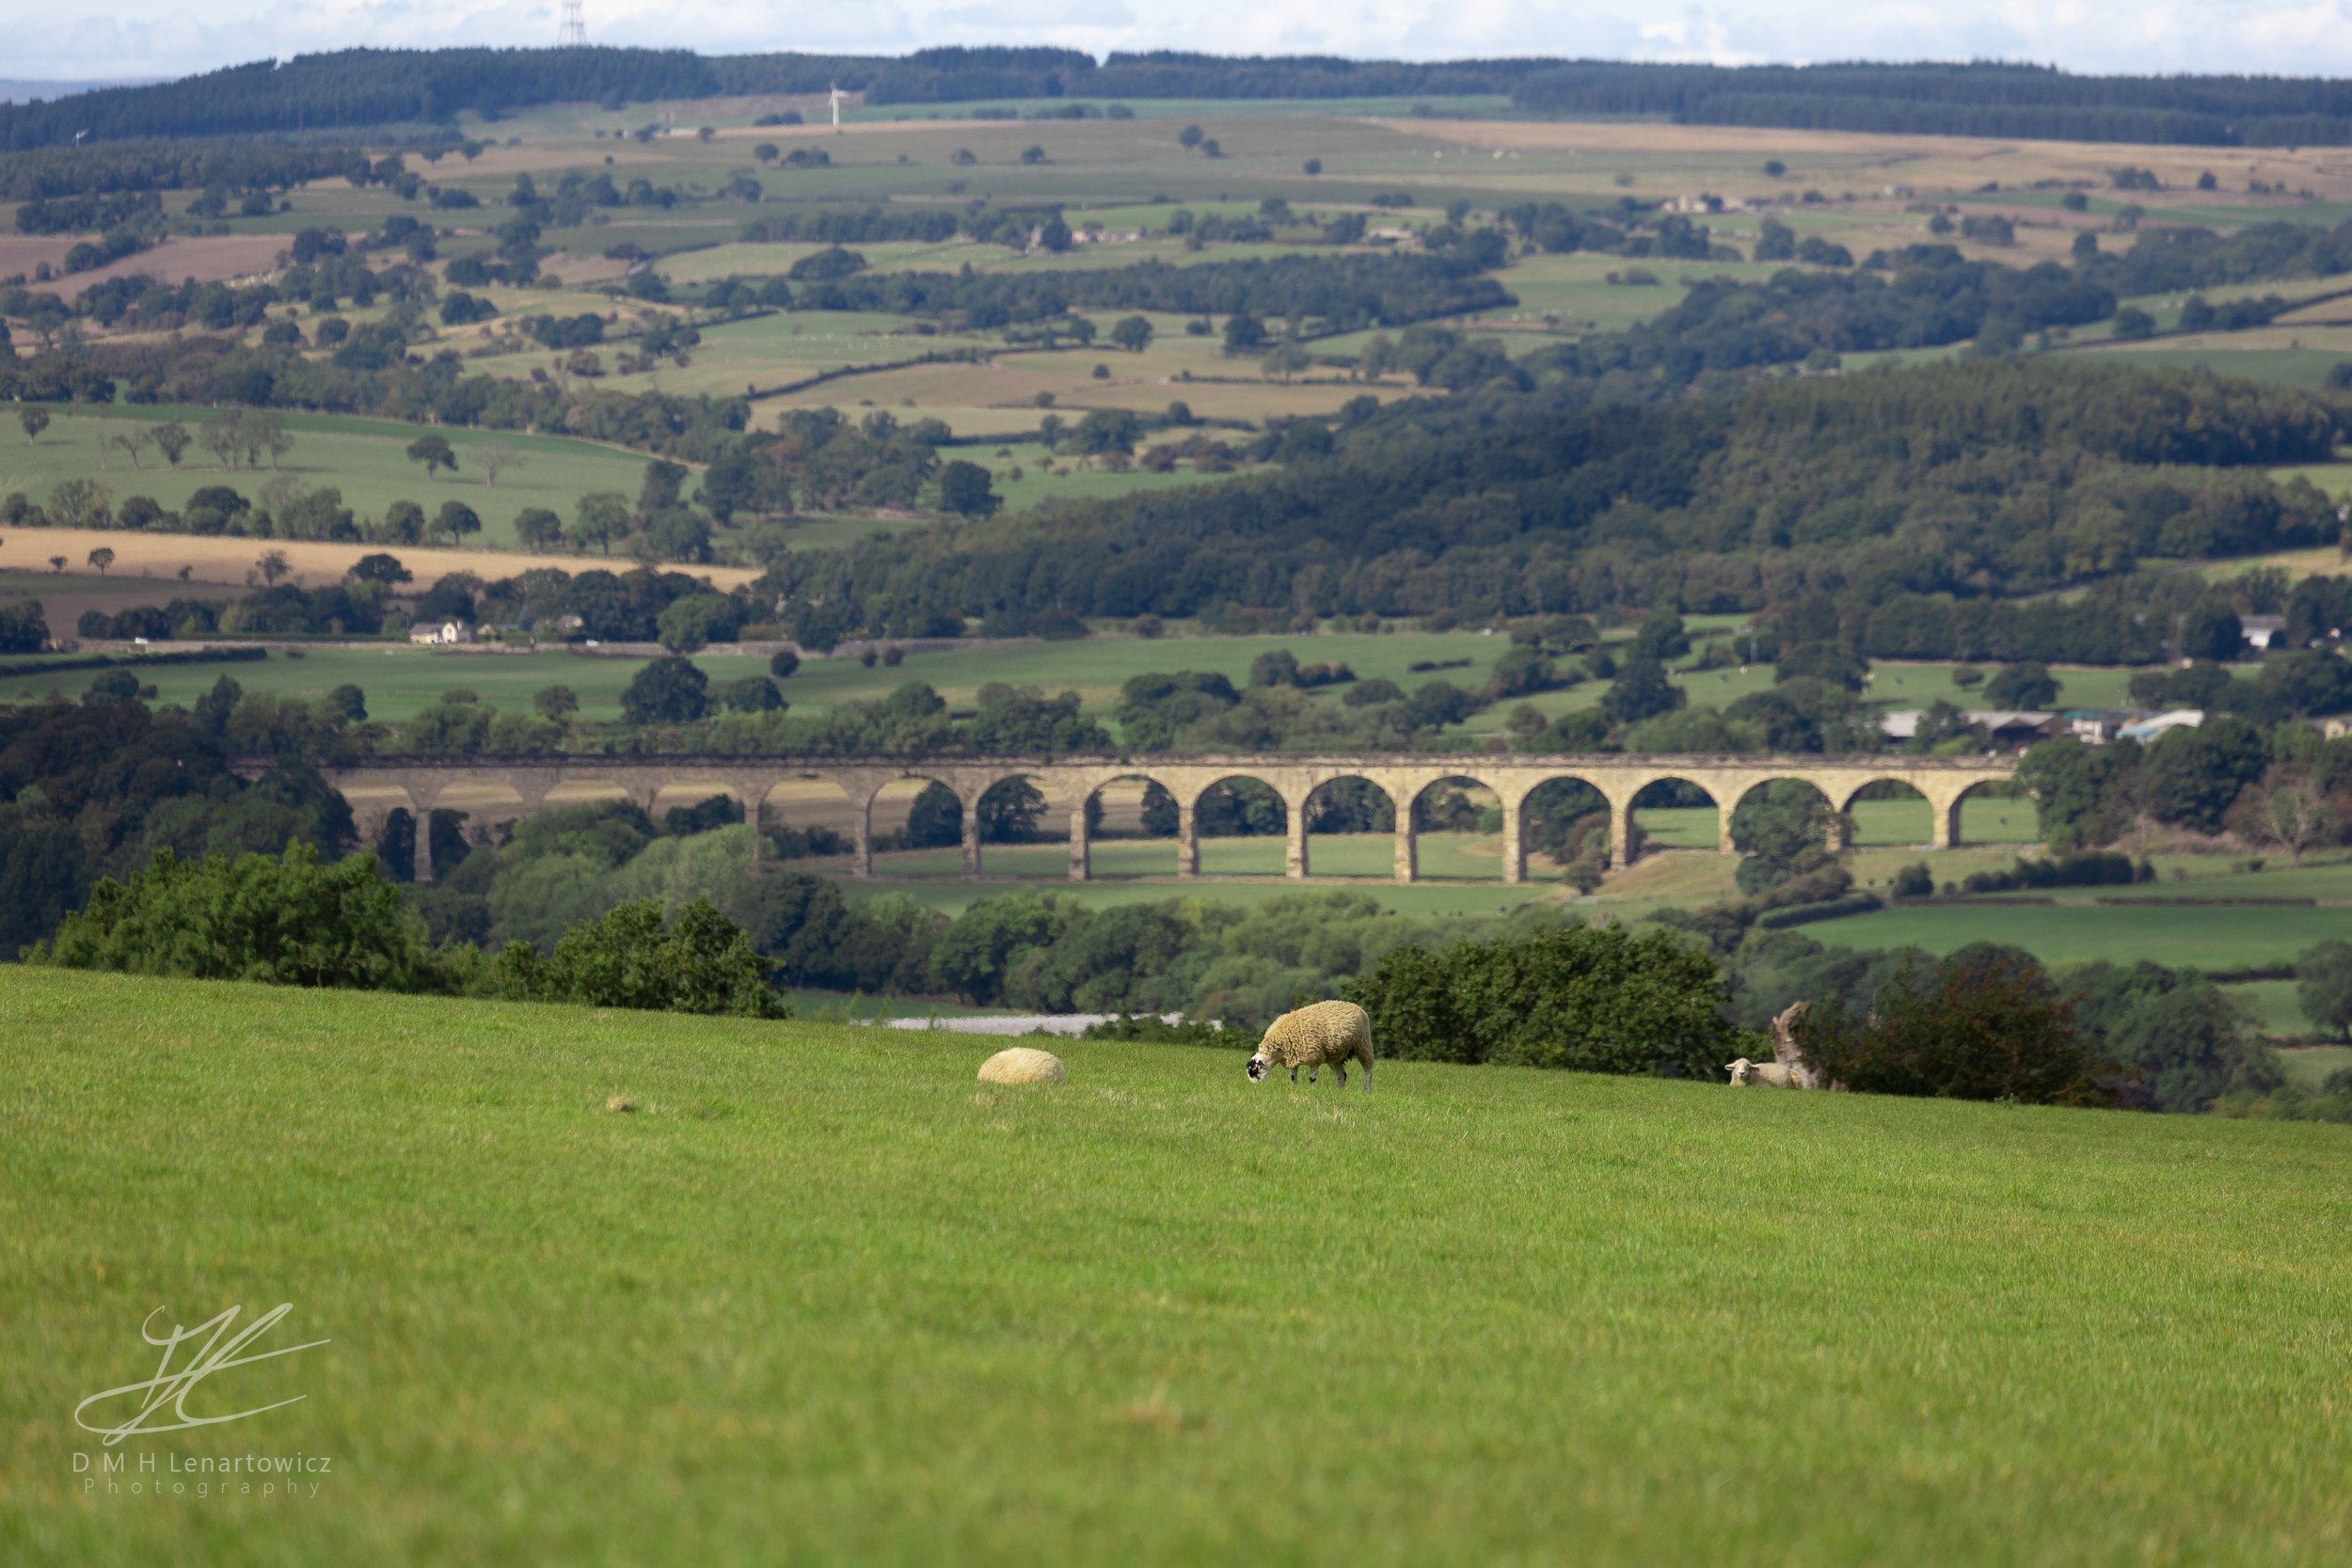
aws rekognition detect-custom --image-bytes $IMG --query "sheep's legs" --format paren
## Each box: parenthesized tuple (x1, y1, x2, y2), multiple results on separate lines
(1308, 1066, 1318, 1085)
(1361, 1062, 1372, 1096)
(1333, 1063, 1347, 1088)
(1288, 1066, 1298, 1085)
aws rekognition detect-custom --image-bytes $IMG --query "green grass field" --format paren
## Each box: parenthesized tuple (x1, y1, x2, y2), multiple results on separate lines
(45, 632, 1529, 724)
(6, 967, 2349, 1565)
(0, 406, 655, 551)
(1812, 899, 2352, 970)
(7, 629, 2153, 736)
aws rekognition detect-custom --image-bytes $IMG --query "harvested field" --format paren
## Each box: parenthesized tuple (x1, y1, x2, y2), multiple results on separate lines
(0, 529, 756, 593)
(0, 232, 299, 297)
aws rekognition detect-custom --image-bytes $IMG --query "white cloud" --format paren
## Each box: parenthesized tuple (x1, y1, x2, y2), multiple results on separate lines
(17, 0, 2352, 81)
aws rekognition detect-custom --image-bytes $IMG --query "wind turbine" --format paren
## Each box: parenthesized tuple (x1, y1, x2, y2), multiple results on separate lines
(828, 83, 847, 134)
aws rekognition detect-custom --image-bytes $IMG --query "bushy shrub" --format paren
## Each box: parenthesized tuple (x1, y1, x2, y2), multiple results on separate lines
(1960, 851, 2146, 894)
(38, 845, 436, 990)
(489, 896, 787, 1017)
(1794, 946, 2107, 1105)
(1344, 922, 1741, 1077)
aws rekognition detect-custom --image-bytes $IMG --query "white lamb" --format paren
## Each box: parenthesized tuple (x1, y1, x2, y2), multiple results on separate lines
(1247, 1000, 1375, 1094)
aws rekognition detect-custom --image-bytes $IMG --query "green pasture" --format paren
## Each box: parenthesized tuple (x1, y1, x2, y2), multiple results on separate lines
(2066, 335, 2352, 390)
(2237, 983, 2327, 1042)
(1467, 252, 1812, 335)
(1810, 899, 2352, 971)
(513, 309, 1009, 402)
(85, 633, 1521, 724)
(849, 95, 1523, 125)
(7, 967, 2351, 1566)
(976, 441, 1244, 514)
(2278, 1041, 2352, 1084)
(840, 851, 1566, 920)
(1637, 797, 2037, 849)
(2091, 856, 2352, 901)
(14, 635, 2165, 754)
(0, 404, 653, 549)
(2266, 459, 2352, 499)
(1860, 660, 2140, 711)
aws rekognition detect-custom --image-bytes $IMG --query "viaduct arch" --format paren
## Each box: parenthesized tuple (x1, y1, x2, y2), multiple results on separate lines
(272, 752, 2020, 885)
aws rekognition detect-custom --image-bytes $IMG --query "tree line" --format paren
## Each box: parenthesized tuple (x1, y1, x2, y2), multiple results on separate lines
(784, 250, 1512, 334)
(1510, 61, 2352, 147)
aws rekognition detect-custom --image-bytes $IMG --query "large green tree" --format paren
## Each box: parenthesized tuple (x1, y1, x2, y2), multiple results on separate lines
(621, 656, 709, 724)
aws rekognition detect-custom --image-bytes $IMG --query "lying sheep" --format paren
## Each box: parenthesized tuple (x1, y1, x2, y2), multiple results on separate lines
(1725, 1056, 1801, 1087)
(1247, 1000, 1374, 1094)
(1726, 1001, 1827, 1089)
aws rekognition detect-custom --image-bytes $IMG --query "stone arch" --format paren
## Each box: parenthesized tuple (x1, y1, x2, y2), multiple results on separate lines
(1193, 774, 1289, 879)
(1726, 777, 1848, 859)
(1520, 775, 1613, 882)
(1077, 771, 1181, 881)
(645, 778, 752, 836)
(1937, 777, 2030, 851)
(405, 775, 538, 884)
(966, 769, 1064, 880)
(1302, 774, 1397, 880)
(866, 774, 965, 876)
(755, 774, 859, 872)
(1624, 775, 1723, 865)
(1407, 774, 1506, 880)
(1836, 777, 1932, 849)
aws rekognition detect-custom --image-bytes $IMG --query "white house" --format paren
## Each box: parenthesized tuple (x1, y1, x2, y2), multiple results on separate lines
(408, 620, 474, 646)
(2241, 615, 2287, 651)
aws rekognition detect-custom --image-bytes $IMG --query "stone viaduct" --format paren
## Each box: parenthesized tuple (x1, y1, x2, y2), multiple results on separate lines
(285, 752, 2022, 885)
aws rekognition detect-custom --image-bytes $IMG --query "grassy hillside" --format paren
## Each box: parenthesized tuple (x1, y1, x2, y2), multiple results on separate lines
(0, 630, 2149, 727)
(0, 405, 655, 550)
(5, 968, 2349, 1565)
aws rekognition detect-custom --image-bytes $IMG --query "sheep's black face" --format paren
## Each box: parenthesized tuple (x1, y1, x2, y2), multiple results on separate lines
(1246, 1058, 1267, 1083)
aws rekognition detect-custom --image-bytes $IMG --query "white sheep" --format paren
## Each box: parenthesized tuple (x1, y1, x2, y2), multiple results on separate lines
(1247, 1000, 1375, 1094)
(1726, 1002, 1827, 1089)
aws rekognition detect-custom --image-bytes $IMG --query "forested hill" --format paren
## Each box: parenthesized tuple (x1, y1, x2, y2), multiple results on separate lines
(0, 47, 1542, 150)
(766, 362, 2340, 646)
(1509, 61, 2352, 148)
(14, 46, 2352, 150)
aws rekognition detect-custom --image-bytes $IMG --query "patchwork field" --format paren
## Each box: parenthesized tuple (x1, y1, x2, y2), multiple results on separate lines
(5, 967, 2349, 1566)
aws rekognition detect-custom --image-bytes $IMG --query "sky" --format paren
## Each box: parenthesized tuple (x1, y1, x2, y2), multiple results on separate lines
(16, 0, 2352, 85)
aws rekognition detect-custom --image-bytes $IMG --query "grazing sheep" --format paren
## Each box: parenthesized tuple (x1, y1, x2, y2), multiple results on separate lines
(1247, 1000, 1374, 1094)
